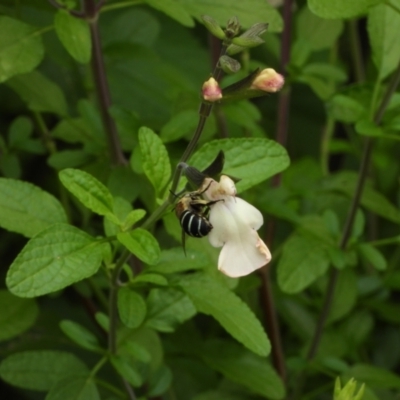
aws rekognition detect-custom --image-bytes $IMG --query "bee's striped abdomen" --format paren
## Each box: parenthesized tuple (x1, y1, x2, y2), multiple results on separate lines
(180, 210, 213, 238)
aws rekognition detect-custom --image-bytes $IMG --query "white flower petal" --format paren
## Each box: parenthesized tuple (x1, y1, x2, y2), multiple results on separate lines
(218, 230, 271, 277)
(227, 197, 263, 230)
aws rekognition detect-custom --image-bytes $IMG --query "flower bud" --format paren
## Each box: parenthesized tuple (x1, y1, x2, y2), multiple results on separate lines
(202, 77, 222, 102)
(201, 15, 226, 40)
(250, 68, 284, 93)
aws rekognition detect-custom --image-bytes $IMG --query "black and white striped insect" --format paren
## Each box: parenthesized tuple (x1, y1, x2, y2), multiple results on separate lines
(174, 183, 222, 253)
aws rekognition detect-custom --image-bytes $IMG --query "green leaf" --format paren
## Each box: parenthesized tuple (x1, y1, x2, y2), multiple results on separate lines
(7, 70, 68, 116)
(48, 150, 92, 170)
(54, 10, 91, 64)
(327, 269, 358, 323)
(297, 6, 343, 50)
(148, 247, 208, 274)
(122, 209, 147, 231)
(190, 138, 290, 192)
(177, 0, 283, 32)
(145, 0, 194, 27)
(0, 178, 68, 238)
(277, 234, 330, 293)
(147, 364, 173, 397)
(110, 355, 143, 387)
(327, 94, 366, 123)
(145, 288, 196, 332)
(202, 340, 285, 399)
(45, 374, 100, 400)
(8, 116, 33, 149)
(6, 223, 104, 297)
(117, 229, 160, 265)
(358, 243, 387, 271)
(59, 168, 119, 224)
(60, 320, 102, 352)
(0, 290, 38, 342)
(368, 4, 400, 80)
(138, 127, 171, 197)
(120, 340, 151, 363)
(343, 364, 400, 389)
(178, 273, 270, 356)
(326, 172, 400, 223)
(0, 350, 88, 391)
(132, 273, 168, 286)
(308, 0, 380, 19)
(355, 119, 384, 137)
(160, 110, 198, 143)
(118, 288, 147, 329)
(0, 16, 44, 83)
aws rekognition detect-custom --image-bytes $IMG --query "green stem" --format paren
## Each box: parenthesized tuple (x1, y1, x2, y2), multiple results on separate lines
(89, 356, 107, 378)
(320, 117, 335, 176)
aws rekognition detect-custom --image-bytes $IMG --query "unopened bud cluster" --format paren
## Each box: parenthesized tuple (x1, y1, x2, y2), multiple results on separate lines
(200, 15, 284, 103)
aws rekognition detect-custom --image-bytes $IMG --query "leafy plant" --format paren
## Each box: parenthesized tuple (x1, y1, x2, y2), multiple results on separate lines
(1, 1, 400, 400)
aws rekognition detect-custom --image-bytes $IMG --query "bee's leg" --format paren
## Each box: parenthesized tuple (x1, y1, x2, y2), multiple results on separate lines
(205, 199, 224, 207)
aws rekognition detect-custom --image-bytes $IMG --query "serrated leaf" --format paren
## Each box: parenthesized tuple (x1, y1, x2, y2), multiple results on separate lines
(358, 243, 387, 271)
(117, 229, 160, 265)
(138, 127, 171, 196)
(177, 0, 283, 32)
(6, 223, 104, 297)
(7, 70, 68, 116)
(145, 0, 194, 27)
(60, 320, 102, 352)
(308, 0, 380, 19)
(178, 273, 270, 356)
(59, 168, 119, 224)
(0, 16, 44, 83)
(54, 10, 91, 64)
(190, 138, 289, 192)
(202, 340, 285, 399)
(45, 374, 100, 400)
(145, 288, 196, 332)
(0, 351, 88, 391)
(148, 247, 208, 274)
(0, 178, 67, 238)
(110, 356, 142, 387)
(0, 290, 38, 342)
(368, 4, 400, 80)
(118, 288, 147, 329)
(277, 234, 330, 293)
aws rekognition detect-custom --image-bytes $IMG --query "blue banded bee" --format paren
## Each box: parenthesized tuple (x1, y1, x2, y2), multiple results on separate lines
(174, 183, 222, 253)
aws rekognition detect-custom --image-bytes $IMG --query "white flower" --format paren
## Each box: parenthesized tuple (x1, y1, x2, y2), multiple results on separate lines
(201, 175, 271, 277)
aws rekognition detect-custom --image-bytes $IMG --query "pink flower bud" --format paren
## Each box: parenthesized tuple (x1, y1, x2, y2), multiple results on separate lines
(250, 68, 284, 93)
(202, 77, 222, 102)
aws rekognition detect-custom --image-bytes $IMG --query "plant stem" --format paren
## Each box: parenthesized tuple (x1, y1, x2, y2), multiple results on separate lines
(349, 19, 365, 82)
(83, 0, 126, 166)
(261, 0, 294, 382)
(368, 235, 400, 247)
